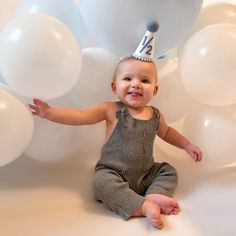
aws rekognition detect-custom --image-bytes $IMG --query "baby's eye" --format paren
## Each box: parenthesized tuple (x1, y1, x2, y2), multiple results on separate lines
(141, 79, 150, 83)
(123, 77, 131, 81)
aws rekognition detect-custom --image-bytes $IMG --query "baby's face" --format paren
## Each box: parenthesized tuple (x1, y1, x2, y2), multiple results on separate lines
(111, 59, 158, 108)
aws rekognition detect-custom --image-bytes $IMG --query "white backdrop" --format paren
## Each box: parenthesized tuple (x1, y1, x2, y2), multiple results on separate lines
(0, 1, 236, 236)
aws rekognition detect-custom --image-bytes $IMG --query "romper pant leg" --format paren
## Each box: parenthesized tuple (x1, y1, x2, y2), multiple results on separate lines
(93, 168, 145, 220)
(145, 162, 178, 197)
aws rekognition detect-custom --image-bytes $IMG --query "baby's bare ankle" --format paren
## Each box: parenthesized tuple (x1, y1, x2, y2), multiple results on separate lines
(132, 199, 153, 217)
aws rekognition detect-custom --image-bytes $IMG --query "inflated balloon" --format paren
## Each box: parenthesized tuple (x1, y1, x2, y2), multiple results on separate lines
(0, 73, 6, 84)
(179, 24, 236, 106)
(80, 0, 203, 58)
(69, 47, 120, 107)
(0, 14, 81, 99)
(25, 117, 83, 162)
(193, 3, 236, 33)
(0, 87, 34, 166)
(0, 84, 29, 105)
(151, 59, 198, 123)
(183, 110, 236, 165)
(17, 0, 91, 47)
(25, 95, 83, 162)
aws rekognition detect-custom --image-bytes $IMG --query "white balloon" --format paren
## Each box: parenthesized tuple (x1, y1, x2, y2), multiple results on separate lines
(17, 0, 96, 48)
(69, 47, 120, 107)
(25, 117, 84, 162)
(25, 94, 85, 162)
(76, 123, 106, 159)
(0, 87, 34, 166)
(151, 59, 198, 123)
(0, 73, 6, 85)
(179, 24, 236, 106)
(80, 0, 203, 58)
(193, 3, 236, 33)
(0, 84, 29, 104)
(0, 14, 82, 99)
(183, 110, 236, 165)
(178, 3, 236, 51)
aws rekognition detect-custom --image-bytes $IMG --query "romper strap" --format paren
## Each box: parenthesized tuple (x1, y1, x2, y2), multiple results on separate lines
(116, 101, 127, 119)
(152, 106, 160, 119)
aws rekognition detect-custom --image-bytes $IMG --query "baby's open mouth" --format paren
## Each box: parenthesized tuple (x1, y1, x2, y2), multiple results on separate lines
(128, 92, 142, 96)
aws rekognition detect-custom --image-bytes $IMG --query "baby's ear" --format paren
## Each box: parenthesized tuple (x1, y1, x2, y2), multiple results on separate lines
(111, 80, 116, 92)
(153, 85, 158, 95)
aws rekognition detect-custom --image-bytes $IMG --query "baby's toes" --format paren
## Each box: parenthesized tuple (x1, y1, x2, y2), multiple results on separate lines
(151, 218, 163, 229)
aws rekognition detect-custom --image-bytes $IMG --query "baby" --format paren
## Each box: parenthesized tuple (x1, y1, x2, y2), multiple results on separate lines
(29, 56, 202, 229)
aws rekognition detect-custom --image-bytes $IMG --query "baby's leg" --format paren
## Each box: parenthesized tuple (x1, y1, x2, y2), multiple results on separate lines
(93, 169, 164, 229)
(93, 169, 145, 220)
(145, 163, 180, 215)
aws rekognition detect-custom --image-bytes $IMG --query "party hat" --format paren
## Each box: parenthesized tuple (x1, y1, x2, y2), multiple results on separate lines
(133, 20, 159, 62)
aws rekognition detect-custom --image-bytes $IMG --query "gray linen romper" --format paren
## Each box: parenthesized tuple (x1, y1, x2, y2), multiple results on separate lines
(93, 102, 178, 220)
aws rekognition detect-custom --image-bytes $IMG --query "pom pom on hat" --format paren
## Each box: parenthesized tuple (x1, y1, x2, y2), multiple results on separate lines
(147, 20, 159, 33)
(133, 20, 159, 62)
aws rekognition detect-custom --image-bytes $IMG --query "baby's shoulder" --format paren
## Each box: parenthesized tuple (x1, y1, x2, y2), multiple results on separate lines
(101, 102, 119, 122)
(100, 101, 119, 110)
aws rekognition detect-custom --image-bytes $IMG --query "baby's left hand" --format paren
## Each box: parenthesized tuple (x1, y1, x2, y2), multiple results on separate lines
(184, 143, 202, 162)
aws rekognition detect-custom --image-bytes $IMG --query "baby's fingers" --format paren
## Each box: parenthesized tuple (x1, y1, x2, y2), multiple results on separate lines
(194, 152, 202, 162)
(33, 98, 44, 105)
(29, 104, 40, 115)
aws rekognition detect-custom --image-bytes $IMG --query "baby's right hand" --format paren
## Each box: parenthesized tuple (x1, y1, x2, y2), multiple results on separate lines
(29, 98, 51, 118)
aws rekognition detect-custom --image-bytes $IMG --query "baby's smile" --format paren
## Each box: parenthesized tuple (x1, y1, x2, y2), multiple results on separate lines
(128, 91, 143, 97)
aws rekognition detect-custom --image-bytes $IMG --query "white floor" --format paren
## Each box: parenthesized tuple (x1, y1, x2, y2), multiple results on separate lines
(1, 124, 236, 236)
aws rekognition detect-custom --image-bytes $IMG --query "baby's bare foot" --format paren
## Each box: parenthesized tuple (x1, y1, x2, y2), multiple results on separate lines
(142, 199, 164, 229)
(146, 194, 180, 215)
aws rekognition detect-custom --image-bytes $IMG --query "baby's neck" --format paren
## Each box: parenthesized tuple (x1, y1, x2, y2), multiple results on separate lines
(126, 105, 153, 120)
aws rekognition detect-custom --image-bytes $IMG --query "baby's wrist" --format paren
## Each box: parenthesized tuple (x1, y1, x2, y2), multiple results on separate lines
(183, 141, 191, 150)
(44, 107, 53, 120)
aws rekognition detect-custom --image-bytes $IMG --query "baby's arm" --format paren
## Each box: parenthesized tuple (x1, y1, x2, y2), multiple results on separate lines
(157, 113, 202, 162)
(29, 98, 108, 125)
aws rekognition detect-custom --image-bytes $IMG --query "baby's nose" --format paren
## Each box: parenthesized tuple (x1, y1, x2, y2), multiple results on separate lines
(131, 79, 141, 88)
